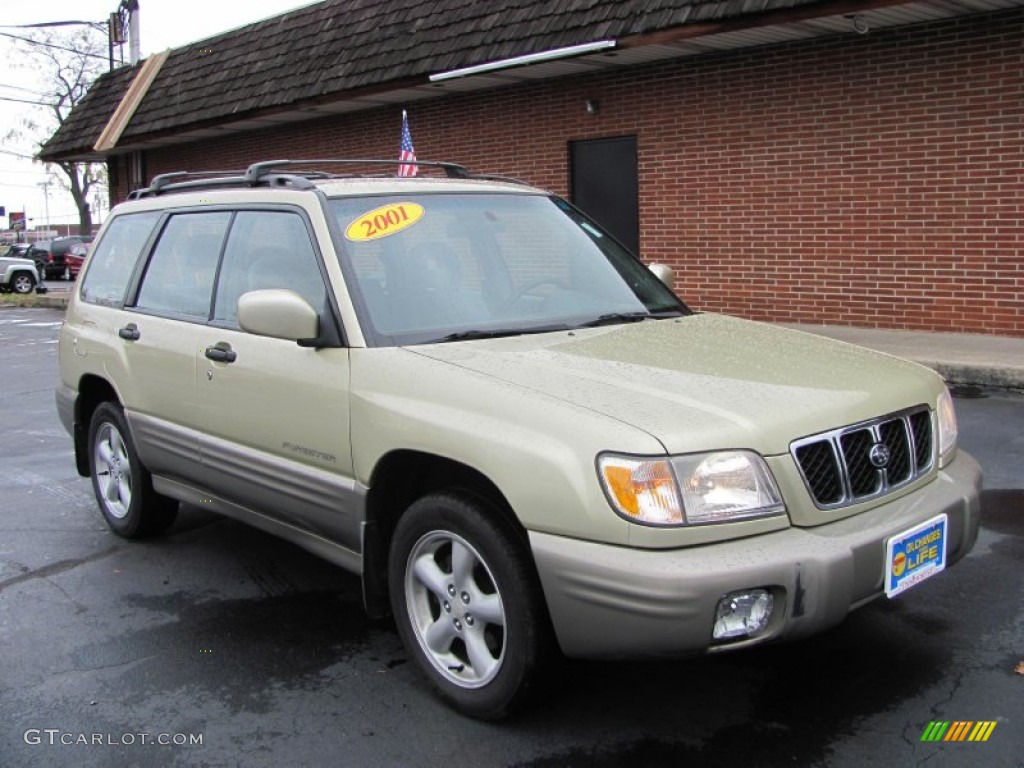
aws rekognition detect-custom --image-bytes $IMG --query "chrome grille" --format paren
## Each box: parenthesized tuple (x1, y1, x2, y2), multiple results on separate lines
(791, 406, 934, 509)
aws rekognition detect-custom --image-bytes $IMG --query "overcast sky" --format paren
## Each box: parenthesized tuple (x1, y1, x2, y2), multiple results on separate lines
(1, 0, 316, 233)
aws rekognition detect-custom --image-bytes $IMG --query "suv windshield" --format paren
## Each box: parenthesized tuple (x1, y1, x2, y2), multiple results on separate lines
(330, 193, 688, 345)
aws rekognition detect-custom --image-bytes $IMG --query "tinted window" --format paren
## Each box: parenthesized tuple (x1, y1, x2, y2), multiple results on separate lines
(135, 212, 230, 318)
(80, 213, 160, 307)
(213, 211, 326, 325)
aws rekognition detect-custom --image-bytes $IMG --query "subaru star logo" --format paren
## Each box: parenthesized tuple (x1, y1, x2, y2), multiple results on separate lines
(869, 443, 891, 468)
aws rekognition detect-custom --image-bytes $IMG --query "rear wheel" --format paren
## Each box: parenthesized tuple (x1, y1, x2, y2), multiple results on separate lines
(88, 402, 177, 538)
(389, 491, 552, 720)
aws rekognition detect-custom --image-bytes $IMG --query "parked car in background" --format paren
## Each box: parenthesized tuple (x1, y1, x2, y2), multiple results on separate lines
(32, 236, 89, 280)
(26, 240, 51, 276)
(2, 243, 32, 260)
(0, 252, 40, 294)
(64, 241, 90, 279)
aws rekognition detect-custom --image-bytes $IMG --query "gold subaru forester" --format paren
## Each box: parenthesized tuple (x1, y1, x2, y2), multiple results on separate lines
(57, 160, 982, 720)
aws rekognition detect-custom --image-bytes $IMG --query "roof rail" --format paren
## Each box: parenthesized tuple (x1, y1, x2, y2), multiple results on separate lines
(242, 159, 471, 181)
(463, 173, 530, 186)
(126, 158, 528, 199)
(128, 168, 320, 199)
(129, 169, 244, 199)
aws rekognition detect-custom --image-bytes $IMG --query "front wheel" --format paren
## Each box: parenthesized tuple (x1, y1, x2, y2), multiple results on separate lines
(389, 491, 552, 720)
(88, 402, 178, 538)
(11, 273, 35, 294)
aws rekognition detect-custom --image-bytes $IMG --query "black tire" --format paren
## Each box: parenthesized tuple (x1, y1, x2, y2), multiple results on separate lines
(87, 402, 178, 538)
(388, 491, 552, 720)
(10, 272, 35, 294)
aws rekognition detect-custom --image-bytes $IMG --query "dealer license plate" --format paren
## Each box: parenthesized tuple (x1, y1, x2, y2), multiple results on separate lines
(884, 514, 948, 598)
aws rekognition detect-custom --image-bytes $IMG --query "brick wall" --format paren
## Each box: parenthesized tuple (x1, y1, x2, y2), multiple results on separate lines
(114, 7, 1023, 336)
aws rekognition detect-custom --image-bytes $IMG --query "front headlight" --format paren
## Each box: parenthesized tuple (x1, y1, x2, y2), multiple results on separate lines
(598, 450, 785, 526)
(936, 386, 959, 467)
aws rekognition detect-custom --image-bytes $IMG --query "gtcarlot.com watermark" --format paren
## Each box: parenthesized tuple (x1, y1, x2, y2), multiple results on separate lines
(24, 729, 203, 747)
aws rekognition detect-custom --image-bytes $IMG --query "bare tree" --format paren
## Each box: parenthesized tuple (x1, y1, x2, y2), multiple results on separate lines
(6, 26, 109, 236)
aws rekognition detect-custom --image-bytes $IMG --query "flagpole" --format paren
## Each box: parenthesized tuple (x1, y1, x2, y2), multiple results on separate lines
(399, 109, 417, 177)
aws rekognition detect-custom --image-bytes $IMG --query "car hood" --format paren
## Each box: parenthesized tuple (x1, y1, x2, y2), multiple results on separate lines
(407, 313, 943, 456)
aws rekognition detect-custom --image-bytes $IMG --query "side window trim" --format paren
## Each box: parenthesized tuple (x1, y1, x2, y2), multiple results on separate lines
(207, 210, 237, 322)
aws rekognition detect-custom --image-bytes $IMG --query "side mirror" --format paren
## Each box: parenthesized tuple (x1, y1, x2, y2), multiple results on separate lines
(237, 289, 319, 342)
(648, 263, 675, 287)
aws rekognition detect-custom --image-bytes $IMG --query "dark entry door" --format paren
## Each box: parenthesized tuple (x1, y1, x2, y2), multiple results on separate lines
(570, 136, 639, 255)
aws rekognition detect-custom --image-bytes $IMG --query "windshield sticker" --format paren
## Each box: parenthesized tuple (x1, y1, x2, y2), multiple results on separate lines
(345, 202, 424, 241)
(580, 221, 603, 238)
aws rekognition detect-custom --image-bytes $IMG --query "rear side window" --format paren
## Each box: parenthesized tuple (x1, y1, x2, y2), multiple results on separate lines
(80, 212, 160, 307)
(135, 212, 231, 318)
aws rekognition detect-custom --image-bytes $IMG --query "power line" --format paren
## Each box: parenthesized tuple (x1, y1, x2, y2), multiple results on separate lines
(0, 82, 47, 96)
(0, 148, 40, 160)
(0, 169, 56, 176)
(0, 31, 108, 61)
(1, 182, 55, 189)
(0, 21, 104, 29)
(0, 95, 56, 107)
(19, 211, 90, 223)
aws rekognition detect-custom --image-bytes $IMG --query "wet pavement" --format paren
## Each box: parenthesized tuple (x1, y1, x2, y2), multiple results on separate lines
(1, 308, 1021, 767)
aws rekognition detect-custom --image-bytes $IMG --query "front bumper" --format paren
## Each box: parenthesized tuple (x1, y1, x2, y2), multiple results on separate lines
(530, 451, 982, 659)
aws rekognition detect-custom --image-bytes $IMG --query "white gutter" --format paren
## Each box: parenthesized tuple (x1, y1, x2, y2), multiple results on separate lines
(429, 40, 617, 82)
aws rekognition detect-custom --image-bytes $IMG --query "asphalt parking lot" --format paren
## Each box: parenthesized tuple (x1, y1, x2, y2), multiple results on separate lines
(1, 307, 1021, 768)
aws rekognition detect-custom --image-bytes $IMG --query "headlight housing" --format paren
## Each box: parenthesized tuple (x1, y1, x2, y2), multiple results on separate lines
(598, 450, 786, 526)
(936, 386, 959, 467)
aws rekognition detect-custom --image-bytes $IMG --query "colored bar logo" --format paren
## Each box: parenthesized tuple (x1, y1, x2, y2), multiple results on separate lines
(921, 721, 997, 742)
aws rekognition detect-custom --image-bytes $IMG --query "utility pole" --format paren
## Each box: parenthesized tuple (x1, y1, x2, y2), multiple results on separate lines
(37, 181, 51, 239)
(93, 189, 104, 228)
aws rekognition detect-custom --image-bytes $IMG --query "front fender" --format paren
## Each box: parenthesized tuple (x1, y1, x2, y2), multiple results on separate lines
(349, 347, 662, 546)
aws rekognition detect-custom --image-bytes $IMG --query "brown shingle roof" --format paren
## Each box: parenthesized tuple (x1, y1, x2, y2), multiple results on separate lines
(39, 0, 823, 160)
(40, 63, 141, 159)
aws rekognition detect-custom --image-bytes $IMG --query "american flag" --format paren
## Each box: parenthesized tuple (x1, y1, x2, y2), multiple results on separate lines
(398, 110, 417, 177)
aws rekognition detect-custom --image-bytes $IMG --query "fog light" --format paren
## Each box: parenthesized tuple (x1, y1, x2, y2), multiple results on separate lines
(713, 590, 773, 641)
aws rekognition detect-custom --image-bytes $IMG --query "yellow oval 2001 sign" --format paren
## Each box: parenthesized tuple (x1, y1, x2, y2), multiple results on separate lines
(345, 202, 424, 241)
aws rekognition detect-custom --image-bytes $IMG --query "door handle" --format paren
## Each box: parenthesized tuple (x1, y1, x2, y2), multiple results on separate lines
(204, 344, 237, 363)
(118, 324, 140, 341)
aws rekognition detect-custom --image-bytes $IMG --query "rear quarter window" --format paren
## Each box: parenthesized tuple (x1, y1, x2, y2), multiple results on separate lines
(80, 212, 161, 307)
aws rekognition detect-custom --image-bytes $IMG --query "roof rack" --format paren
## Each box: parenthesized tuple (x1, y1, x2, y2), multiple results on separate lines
(127, 158, 528, 199)
(243, 159, 471, 182)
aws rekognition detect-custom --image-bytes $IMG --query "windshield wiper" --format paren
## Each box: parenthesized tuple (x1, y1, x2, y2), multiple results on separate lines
(436, 324, 571, 343)
(433, 310, 685, 342)
(576, 310, 683, 328)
